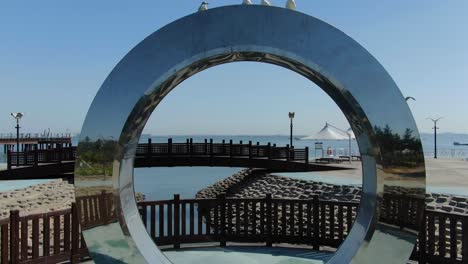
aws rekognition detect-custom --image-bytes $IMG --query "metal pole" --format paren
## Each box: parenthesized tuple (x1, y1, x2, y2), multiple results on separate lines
(434, 124, 437, 159)
(290, 119, 293, 148)
(427, 117, 442, 159)
(348, 134, 352, 163)
(16, 119, 20, 165)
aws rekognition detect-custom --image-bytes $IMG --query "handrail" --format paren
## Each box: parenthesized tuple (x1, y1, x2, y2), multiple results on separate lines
(6, 138, 310, 170)
(1, 193, 467, 263)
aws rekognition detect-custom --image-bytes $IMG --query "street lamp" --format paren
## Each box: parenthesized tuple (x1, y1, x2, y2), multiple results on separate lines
(289, 112, 295, 147)
(11, 113, 24, 153)
(427, 117, 442, 159)
(11, 112, 24, 166)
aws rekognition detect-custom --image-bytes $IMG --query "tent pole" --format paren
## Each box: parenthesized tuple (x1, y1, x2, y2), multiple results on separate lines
(348, 134, 352, 163)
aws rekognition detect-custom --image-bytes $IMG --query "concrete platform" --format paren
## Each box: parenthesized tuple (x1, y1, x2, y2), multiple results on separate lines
(163, 246, 332, 264)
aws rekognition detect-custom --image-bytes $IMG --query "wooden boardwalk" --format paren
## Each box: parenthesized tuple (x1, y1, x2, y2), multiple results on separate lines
(0, 139, 350, 180)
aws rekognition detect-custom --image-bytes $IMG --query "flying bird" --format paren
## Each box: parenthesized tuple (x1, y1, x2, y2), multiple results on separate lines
(405, 96, 416, 102)
(261, 0, 272, 6)
(198, 1, 209, 12)
(286, 0, 296, 10)
(243, 0, 253, 4)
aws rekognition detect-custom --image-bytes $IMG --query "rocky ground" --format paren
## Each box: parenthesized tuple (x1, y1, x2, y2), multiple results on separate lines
(197, 169, 468, 215)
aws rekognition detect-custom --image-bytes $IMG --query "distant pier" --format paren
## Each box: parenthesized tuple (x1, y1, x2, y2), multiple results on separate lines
(0, 134, 72, 153)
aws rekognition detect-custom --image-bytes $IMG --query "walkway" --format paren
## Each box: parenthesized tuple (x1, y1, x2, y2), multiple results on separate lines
(163, 246, 333, 264)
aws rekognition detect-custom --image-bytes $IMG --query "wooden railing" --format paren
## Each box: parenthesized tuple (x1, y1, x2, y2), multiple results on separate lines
(7, 138, 310, 169)
(136, 138, 309, 163)
(1, 205, 87, 264)
(7, 146, 76, 170)
(415, 210, 468, 263)
(1, 193, 467, 263)
(0, 135, 72, 144)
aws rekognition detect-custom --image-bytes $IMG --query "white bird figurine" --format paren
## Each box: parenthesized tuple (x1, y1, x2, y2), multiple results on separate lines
(243, 0, 253, 4)
(261, 0, 272, 6)
(198, 1, 209, 12)
(286, 0, 296, 10)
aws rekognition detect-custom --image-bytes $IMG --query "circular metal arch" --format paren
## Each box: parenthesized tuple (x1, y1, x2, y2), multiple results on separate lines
(75, 5, 425, 264)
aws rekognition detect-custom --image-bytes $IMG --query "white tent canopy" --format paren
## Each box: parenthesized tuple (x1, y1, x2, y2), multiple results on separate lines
(301, 124, 349, 140)
(346, 128, 356, 139)
(301, 123, 355, 162)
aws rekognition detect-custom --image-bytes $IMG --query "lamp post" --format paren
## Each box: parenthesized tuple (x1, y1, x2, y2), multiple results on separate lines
(11, 112, 24, 166)
(289, 112, 295, 147)
(427, 117, 442, 159)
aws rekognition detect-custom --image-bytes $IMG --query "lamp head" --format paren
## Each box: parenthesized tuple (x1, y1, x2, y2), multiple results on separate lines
(11, 112, 24, 120)
(288, 112, 295, 119)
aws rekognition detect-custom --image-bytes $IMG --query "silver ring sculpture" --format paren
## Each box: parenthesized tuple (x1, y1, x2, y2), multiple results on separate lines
(75, 5, 425, 263)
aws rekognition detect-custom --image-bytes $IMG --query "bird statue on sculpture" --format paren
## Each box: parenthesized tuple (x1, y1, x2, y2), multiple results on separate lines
(286, 0, 296, 10)
(261, 0, 272, 6)
(198, 1, 209, 11)
(243, 0, 253, 4)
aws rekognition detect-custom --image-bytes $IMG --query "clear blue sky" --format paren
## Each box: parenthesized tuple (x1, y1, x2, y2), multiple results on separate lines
(0, 1, 467, 136)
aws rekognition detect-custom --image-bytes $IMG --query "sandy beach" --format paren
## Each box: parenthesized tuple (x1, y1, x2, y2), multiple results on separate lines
(310, 158, 468, 188)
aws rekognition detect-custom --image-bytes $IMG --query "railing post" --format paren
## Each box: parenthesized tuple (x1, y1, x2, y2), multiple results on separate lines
(305, 147, 309, 164)
(186, 138, 190, 154)
(69, 144, 75, 160)
(46, 145, 50, 162)
(313, 196, 320, 250)
(400, 195, 408, 229)
(204, 139, 208, 155)
(219, 193, 226, 247)
(174, 194, 181, 249)
(57, 144, 62, 164)
(418, 210, 427, 263)
(100, 191, 108, 224)
(266, 194, 273, 247)
(222, 140, 226, 155)
(229, 140, 233, 158)
(10, 210, 20, 264)
(210, 139, 214, 158)
(168, 138, 173, 156)
(34, 144, 39, 167)
(7, 150, 11, 170)
(147, 138, 152, 157)
(71, 203, 80, 264)
(23, 149, 27, 166)
(286, 144, 290, 161)
(463, 216, 468, 262)
(248, 141, 252, 159)
(267, 143, 271, 160)
(190, 138, 193, 156)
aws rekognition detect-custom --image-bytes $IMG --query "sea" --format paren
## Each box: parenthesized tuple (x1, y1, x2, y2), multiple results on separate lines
(0, 134, 467, 197)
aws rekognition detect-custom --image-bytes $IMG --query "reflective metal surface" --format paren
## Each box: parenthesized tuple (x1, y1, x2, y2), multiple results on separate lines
(75, 5, 425, 263)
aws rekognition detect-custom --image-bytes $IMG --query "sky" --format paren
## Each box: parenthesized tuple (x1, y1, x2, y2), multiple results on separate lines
(0, 1, 467, 136)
